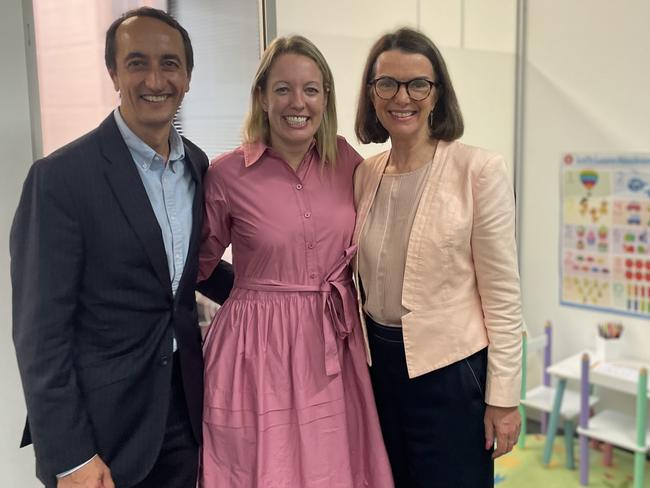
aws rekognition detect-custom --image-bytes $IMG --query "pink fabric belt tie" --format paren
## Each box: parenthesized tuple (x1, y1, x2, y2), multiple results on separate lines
(234, 245, 358, 376)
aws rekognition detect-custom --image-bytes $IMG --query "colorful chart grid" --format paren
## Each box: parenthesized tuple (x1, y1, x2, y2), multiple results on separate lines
(561, 154, 650, 317)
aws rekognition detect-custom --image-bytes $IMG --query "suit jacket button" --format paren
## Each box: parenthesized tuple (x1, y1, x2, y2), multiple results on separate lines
(161, 355, 169, 366)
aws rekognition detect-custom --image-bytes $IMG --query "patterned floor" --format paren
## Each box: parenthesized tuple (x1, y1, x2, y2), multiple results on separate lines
(495, 435, 649, 487)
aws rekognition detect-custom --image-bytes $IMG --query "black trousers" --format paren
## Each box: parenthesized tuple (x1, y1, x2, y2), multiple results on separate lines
(366, 316, 493, 488)
(45, 355, 197, 488)
(130, 353, 198, 488)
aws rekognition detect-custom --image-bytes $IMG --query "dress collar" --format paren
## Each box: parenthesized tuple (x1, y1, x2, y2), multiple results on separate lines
(242, 139, 317, 167)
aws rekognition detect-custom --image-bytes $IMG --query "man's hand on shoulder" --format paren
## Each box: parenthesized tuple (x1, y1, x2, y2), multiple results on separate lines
(57, 456, 114, 488)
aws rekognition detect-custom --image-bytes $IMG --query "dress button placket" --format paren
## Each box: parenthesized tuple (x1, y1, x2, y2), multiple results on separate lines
(294, 176, 318, 281)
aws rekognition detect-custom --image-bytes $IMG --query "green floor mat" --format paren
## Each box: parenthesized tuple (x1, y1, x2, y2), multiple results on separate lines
(495, 434, 649, 487)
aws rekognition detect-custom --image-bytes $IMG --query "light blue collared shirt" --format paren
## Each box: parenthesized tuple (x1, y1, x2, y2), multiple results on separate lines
(113, 108, 195, 296)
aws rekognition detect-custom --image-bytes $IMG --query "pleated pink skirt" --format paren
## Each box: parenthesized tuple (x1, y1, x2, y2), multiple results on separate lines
(199, 288, 394, 488)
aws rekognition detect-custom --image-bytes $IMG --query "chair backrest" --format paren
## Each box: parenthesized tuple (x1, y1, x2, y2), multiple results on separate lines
(521, 321, 553, 400)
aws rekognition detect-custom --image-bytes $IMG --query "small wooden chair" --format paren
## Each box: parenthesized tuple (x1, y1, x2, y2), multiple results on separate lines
(519, 321, 598, 469)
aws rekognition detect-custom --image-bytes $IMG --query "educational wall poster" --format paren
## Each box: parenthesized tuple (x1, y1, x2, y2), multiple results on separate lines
(561, 153, 650, 317)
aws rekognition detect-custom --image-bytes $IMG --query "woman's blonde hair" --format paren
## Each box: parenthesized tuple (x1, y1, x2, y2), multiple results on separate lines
(243, 35, 338, 165)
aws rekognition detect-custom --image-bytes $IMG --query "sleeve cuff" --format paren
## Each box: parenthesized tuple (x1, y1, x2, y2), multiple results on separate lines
(485, 372, 521, 407)
(56, 454, 97, 478)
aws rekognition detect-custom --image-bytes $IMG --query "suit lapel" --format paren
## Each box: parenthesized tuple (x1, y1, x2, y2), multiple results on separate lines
(352, 151, 390, 278)
(175, 140, 204, 297)
(352, 151, 390, 246)
(98, 115, 172, 296)
(403, 140, 451, 289)
(408, 140, 451, 236)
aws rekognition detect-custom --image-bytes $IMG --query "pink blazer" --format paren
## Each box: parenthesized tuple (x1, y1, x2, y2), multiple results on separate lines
(353, 140, 522, 407)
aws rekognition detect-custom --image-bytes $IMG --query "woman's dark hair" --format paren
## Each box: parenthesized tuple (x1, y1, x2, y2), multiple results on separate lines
(105, 7, 194, 75)
(355, 27, 464, 143)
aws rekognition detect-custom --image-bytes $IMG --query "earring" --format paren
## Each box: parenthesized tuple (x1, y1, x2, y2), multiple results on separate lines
(428, 109, 435, 127)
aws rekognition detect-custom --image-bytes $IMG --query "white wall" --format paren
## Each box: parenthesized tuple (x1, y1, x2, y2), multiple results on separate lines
(0, 1, 42, 486)
(275, 0, 517, 170)
(521, 1, 650, 412)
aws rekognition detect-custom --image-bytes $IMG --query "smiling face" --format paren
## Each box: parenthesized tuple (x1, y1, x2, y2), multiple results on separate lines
(109, 16, 190, 143)
(259, 53, 327, 158)
(371, 49, 437, 144)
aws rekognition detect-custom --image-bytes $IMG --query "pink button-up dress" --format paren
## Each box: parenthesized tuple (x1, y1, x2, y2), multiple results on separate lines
(198, 137, 393, 488)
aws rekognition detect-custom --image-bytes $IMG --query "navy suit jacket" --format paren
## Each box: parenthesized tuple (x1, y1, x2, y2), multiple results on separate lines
(11, 114, 232, 487)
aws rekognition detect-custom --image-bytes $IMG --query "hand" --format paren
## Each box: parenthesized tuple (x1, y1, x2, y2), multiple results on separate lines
(57, 456, 114, 488)
(484, 405, 521, 459)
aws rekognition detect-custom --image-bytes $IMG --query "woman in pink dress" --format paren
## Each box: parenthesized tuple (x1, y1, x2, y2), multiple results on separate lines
(198, 35, 394, 488)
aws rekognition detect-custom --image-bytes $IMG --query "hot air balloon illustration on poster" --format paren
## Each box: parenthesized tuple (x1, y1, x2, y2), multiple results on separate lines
(561, 153, 650, 318)
(579, 169, 599, 195)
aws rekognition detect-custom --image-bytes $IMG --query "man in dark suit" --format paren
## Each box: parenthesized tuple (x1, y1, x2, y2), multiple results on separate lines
(11, 7, 232, 488)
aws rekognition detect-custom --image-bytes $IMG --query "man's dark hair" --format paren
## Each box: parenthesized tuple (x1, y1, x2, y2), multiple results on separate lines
(105, 7, 194, 75)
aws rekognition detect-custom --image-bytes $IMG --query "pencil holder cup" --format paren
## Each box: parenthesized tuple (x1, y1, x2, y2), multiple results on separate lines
(595, 335, 622, 362)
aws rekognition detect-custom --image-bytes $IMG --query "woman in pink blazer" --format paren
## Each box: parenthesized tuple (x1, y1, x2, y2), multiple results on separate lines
(352, 28, 523, 487)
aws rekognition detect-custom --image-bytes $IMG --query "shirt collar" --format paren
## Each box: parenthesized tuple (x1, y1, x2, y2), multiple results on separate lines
(113, 108, 185, 170)
(242, 139, 317, 167)
(242, 140, 267, 167)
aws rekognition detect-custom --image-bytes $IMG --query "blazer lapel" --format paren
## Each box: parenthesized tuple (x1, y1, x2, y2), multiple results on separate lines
(98, 115, 172, 295)
(407, 140, 451, 238)
(352, 151, 390, 278)
(403, 140, 451, 295)
(175, 142, 204, 296)
(352, 151, 390, 246)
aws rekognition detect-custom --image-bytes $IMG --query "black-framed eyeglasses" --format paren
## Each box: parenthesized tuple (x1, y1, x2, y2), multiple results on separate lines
(369, 76, 438, 101)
